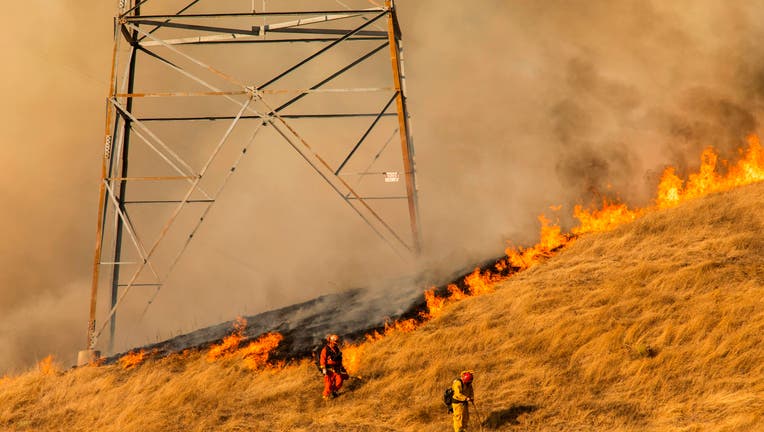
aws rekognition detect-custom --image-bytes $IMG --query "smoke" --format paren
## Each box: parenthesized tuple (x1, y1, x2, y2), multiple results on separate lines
(0, 283, 88, 373)
(404, 0, 764, 254)
(0, 1, 112, 372)
(2, 0, 764, 372)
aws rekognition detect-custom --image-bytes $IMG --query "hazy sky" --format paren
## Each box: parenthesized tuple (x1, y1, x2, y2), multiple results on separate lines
(2, 0, 763, 373)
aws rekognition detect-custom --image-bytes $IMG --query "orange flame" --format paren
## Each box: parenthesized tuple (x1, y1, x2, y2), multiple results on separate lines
(206, 317, 283, 369)
(207, 316, 247, 362)
(734, 134, 764, 184)
(424, 288, 446, 318)
(119, 350, 148, 370)
(386, 318, 418, 334)
(423, 284, 470, 319)
(342, 342, 364, 376)
(464, 268, 497, 296)
(506, 215, 569, 270)
(327, 135, 764, 377)
(572, 200, 642, 235)
(657, 135, 764, 208)
(240, 332, 284, 370)
(657, 167, 683, 209)
(37, 355, 59, 376)
(340, 318, 420, 376)
(447, 284, 469, 301)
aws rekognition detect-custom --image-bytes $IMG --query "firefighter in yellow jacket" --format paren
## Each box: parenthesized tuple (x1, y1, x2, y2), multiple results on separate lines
(451, 371, 475, 432)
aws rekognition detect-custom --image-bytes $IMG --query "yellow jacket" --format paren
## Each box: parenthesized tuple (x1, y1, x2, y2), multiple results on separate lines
(451, 379, 474, 404)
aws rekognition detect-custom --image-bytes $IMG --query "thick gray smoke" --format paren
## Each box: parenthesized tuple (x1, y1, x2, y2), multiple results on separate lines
(2, 0, 764, 373)
(404, 0, 764, 247)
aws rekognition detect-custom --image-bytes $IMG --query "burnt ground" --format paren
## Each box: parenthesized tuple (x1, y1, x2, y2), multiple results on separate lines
(103, 253, 533, 366)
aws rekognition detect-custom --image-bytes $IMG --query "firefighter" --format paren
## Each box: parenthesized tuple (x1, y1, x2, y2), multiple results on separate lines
(319, 334, 347, 399)
(451, 371, 475, 432)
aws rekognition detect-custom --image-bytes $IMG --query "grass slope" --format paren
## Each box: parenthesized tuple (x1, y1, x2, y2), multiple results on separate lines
(1, 182, 762, 432)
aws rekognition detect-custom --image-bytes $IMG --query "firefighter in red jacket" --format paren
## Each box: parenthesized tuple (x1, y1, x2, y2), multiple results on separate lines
(319, 334, 347, 399)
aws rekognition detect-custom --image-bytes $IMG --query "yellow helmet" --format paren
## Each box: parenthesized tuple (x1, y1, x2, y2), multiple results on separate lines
(327, 334, 339, 343)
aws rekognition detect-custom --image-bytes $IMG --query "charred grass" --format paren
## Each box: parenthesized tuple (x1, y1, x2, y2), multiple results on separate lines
(1, 182, 763, 431)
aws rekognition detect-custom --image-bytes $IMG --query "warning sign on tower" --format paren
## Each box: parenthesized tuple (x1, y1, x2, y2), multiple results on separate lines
(384, 172, 400, 183)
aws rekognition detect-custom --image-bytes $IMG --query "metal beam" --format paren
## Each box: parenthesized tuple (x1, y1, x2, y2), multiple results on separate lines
(386, 0, 421, 254)
(108, 32, 139, 352)
(88, 13, 123, 350)
(124, 199, 215, 204)
(271, 42, 390, 113)
(258, 11, 388, 89)
(335, 92, 397, 175)
(138, 113, 396, 121)
(108, 176, 197, 181)
(141, 36, 385, 46)
(347, 196, 407, 200)
(132, 13, 387, 38)
(123, 10, 385, 20)
(137, 0, 203, 42)
(115, 87, 391, 98)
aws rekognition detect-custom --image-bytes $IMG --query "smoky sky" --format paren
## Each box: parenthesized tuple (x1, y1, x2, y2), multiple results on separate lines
(2, 0, 764, 373)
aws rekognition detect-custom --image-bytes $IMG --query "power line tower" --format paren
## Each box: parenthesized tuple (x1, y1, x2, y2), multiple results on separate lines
(80, 0, 420, 363)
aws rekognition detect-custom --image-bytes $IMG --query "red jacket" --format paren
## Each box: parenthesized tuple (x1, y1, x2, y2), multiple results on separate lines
(319, 343, 343, 371)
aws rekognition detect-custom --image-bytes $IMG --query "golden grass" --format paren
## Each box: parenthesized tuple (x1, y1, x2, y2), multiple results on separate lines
(1, 182, 762, 431)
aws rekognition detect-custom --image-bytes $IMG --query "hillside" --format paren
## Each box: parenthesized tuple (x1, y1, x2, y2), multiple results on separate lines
(1, 181, 763, 431)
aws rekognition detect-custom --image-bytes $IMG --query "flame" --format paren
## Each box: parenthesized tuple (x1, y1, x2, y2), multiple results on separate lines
(240, 332, 284, 370)
(386, 318, 418, 334)
(342, 135, 764, 376)
(657, 167, 683, 208)
(572, 200, 642, 235)
(424, 288, 446, 318)
(37, 355, 59, 376)
(340, 318, 419, 376)
(447, 284, 469, 300)
(206, 317, 283, 369)
(424, 284, 471, 319)
(207, 332, 244, 362)
(342, 342, 364, 376)
(207, 316, 247, 362)
(119, 350, 148, 370)
(735, 134, 764, 184)
(506, 215, 570, 270)
(657, 135, 764, 208)
(464, 268, 498, 296)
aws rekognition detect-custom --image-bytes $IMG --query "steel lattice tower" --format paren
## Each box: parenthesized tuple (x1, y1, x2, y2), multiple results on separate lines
(82, 0, 420, 361)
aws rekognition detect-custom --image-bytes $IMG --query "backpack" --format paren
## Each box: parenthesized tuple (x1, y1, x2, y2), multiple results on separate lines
(443, 387, 455, 413)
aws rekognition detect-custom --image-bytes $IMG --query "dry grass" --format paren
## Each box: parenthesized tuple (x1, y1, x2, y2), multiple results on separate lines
(1, 182, 762, 431)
